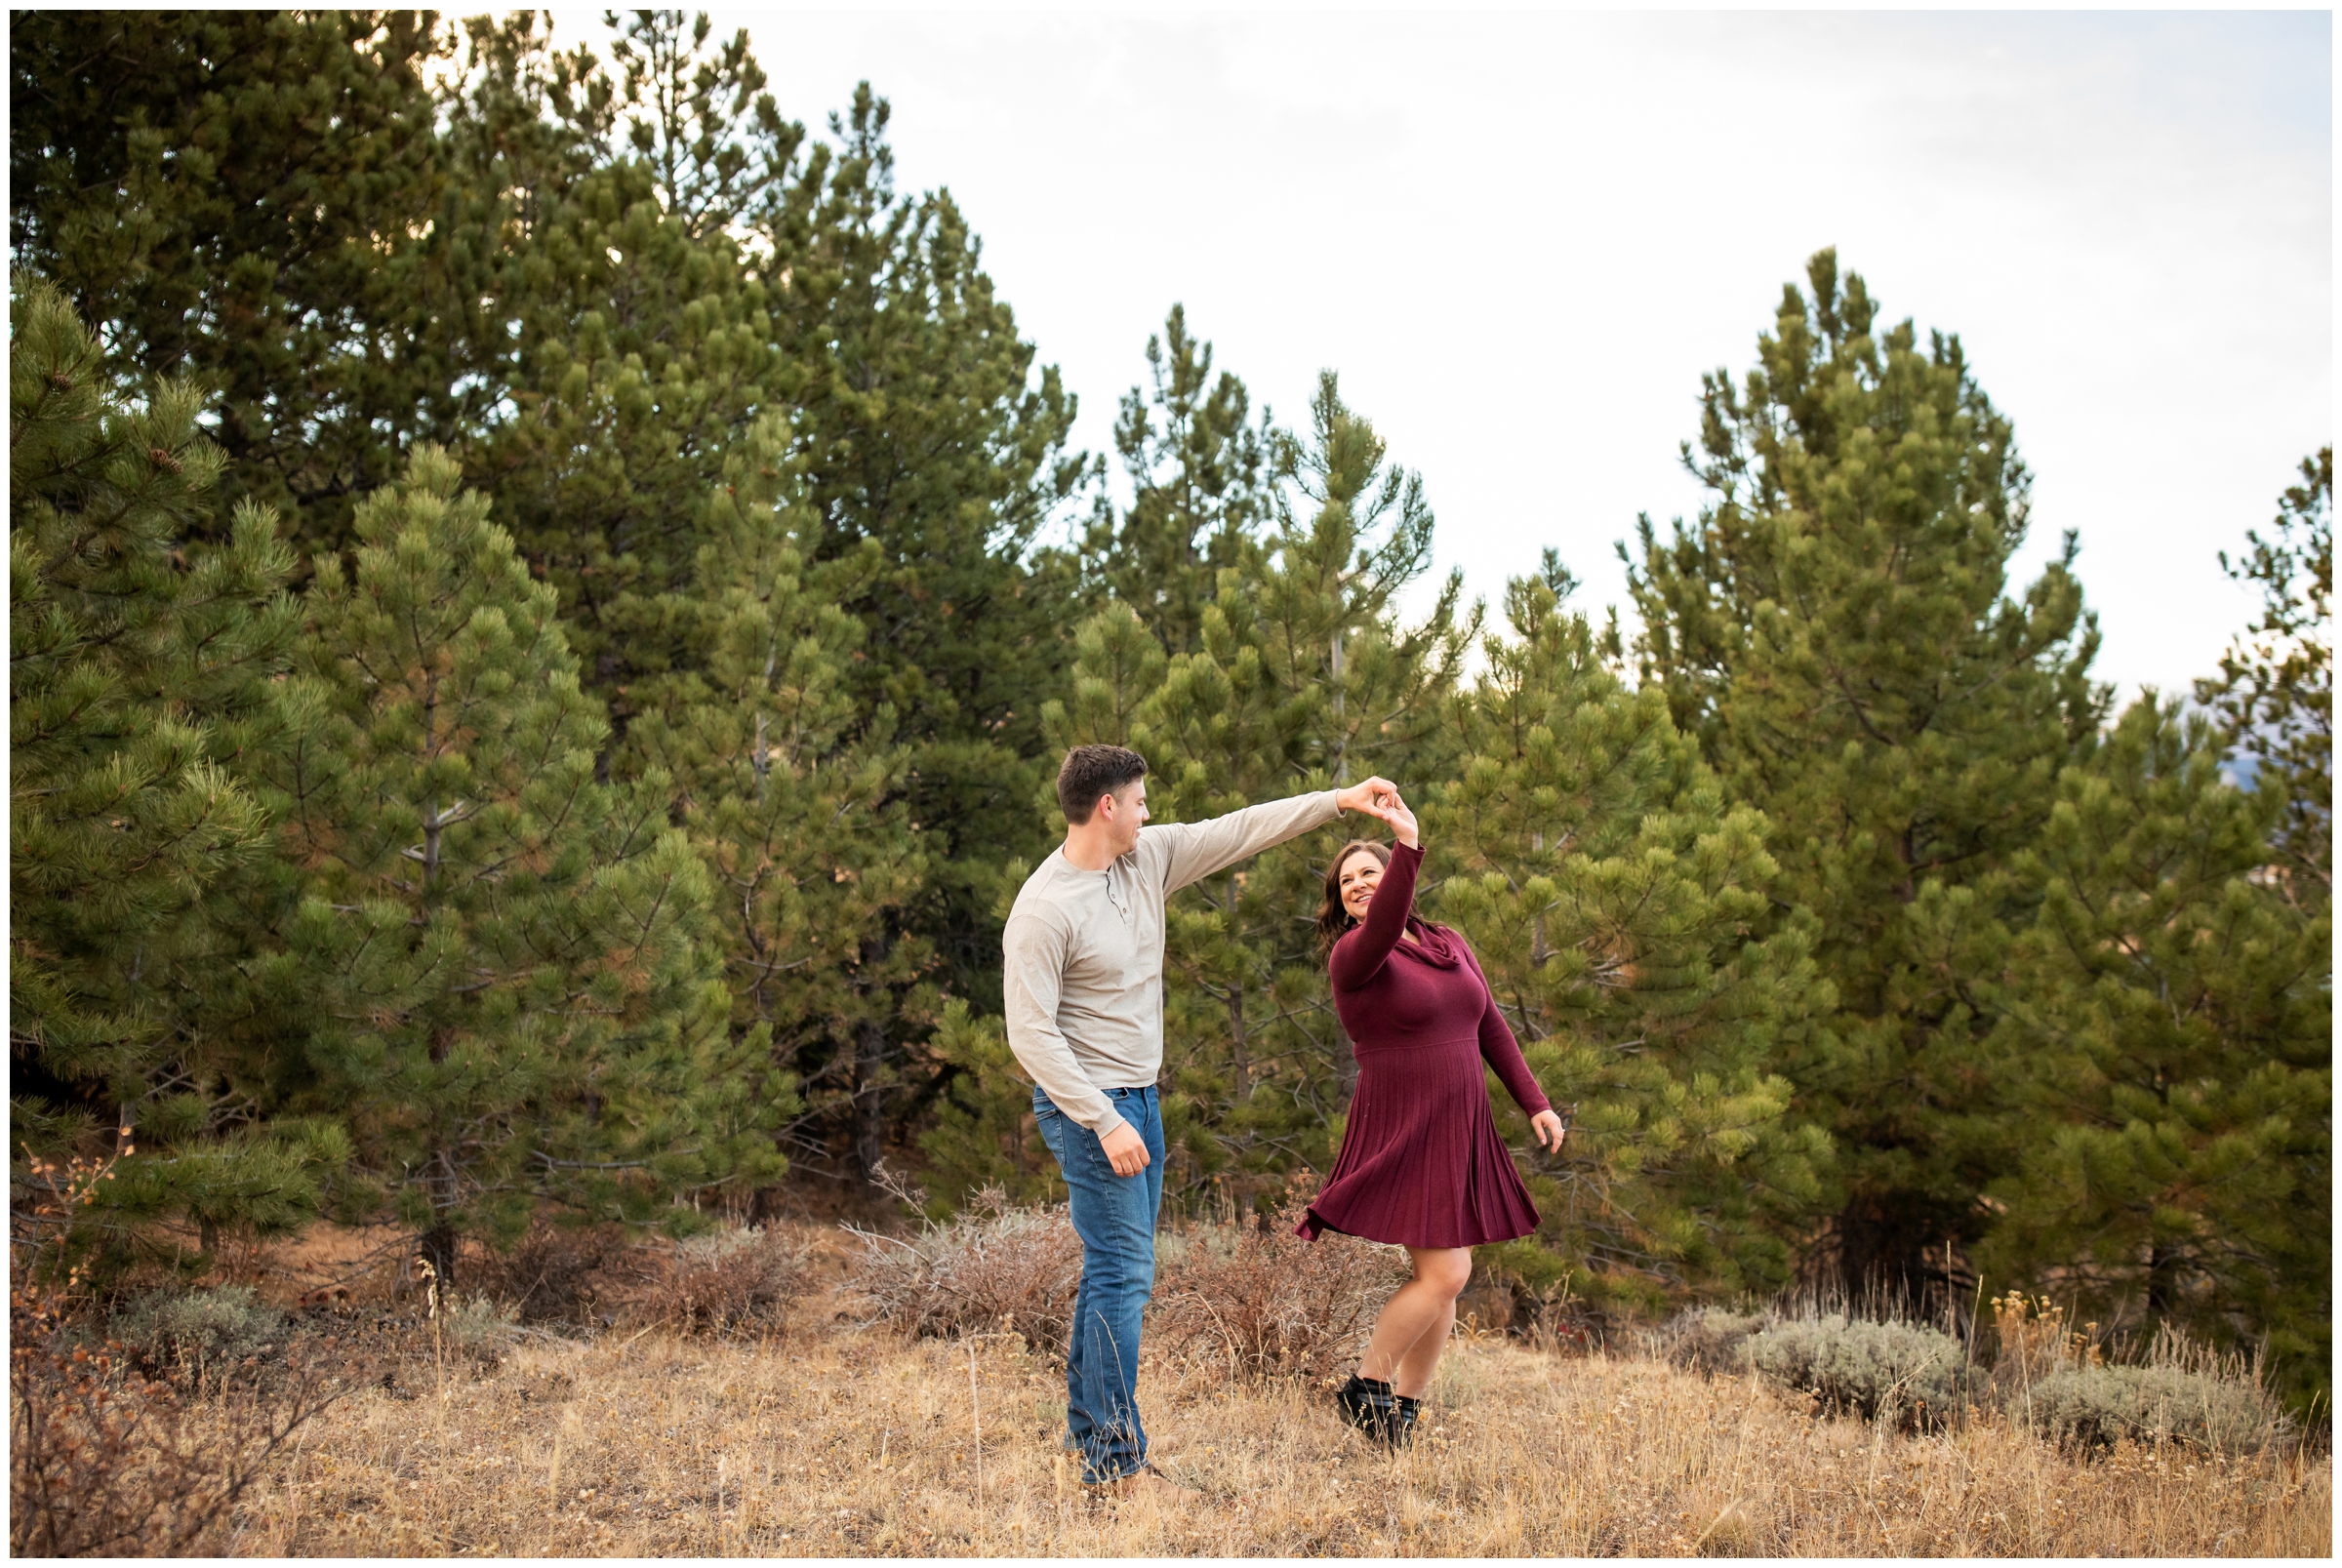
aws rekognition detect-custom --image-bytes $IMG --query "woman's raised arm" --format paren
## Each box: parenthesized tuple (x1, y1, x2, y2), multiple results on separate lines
(1329, 841, 1425, 992)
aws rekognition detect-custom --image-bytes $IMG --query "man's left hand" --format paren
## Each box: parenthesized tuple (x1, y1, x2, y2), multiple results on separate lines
(1334, 777, 1399, 817)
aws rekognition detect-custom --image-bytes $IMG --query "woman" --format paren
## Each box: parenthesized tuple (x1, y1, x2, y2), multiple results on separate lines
(1300, 787, 1567, 1447)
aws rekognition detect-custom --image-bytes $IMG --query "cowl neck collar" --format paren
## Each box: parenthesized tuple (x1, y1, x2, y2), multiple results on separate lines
(1397, 916, 1466, 970)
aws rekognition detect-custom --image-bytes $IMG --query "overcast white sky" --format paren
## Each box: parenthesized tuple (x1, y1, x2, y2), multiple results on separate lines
(573, 7, 2332, 700)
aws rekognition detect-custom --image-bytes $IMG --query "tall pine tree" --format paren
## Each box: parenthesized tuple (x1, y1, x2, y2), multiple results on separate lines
(269, 448, 787, 1284)
(2198, 447, 2331, 901)
(10, 282, 343, 1271)
(1083, 304, 1270, 655)
(1047, 374, 1471, 1202)
(619, 415, 936, 1187)
(10, 12, 465, 548)
(1976, 698, 2329, 1408)
(1624, 249, 2106, 1295)
(1433, 563, 1829, 1309)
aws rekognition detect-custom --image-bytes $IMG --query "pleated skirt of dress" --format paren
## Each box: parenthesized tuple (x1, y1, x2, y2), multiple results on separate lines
(1299, 1033, 1541, 1250)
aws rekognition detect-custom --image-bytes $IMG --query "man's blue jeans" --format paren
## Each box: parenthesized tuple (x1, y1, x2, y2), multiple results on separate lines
(1033, 1083, 1165, 1485)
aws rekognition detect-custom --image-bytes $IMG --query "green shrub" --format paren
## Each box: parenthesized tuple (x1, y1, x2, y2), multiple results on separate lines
(2012, 1361, 2289, 1455)
(438, 1295, 519, 1356)
(109, 1287, 284, 1382)
(1741, 1312, 1965, 1428)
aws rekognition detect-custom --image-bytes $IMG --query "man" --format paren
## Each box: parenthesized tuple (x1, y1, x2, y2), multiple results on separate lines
(1003, 743, 1403, 1495)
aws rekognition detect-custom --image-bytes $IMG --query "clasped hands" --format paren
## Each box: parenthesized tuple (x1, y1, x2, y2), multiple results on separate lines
(1334, 776, 1419, 848)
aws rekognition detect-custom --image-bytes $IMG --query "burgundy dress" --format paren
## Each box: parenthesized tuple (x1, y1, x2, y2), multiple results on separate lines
(1299, 841, 1549, 1249)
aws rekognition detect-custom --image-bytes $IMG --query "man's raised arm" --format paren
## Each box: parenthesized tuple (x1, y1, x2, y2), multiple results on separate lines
(1151, 778, 1400, 893)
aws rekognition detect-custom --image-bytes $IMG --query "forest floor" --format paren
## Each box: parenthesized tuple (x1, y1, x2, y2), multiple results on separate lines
(200, 1236, 2327, 1559)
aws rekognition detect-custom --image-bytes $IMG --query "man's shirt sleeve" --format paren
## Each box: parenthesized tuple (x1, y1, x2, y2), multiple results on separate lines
(1147, 789, 1344, 894)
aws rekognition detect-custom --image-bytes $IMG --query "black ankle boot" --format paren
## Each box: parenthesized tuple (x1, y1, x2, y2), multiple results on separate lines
(1335, 1373, 1400, 1443)
(1390, 1391, 1422, 1448)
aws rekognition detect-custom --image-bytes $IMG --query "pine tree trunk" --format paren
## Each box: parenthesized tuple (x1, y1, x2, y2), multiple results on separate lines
(418, 1222, 458, 1294)
(855, 934, 890, 1182)
(2146, 1242, 2178, 1316)
(1834, 1192, 1971, 1306)
(1228, 985, 1251, 1102)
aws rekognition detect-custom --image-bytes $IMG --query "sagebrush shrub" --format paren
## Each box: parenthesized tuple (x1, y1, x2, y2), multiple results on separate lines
(110, 1285, 286, 1384)
(1741, 1311, 1965, 1428)
(847, 1187, 1083, 1355)
(1149, 1187, 1409, 1383)
(439, 1295, 521, 1358)
(1986, 1299, 2291, 1455)
(2015, 1361, 2289, 1455)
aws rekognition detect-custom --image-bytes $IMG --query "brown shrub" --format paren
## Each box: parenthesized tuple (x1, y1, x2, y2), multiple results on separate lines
(845, 1186, 1082, 1355)
(464, 1223, 623, 1325)
(1654, 1305, 1765, 1377)
(1150, 1184, 1409, 1383)
(10, 1280, 343, 1555)
(636, 1226, 814, 1341)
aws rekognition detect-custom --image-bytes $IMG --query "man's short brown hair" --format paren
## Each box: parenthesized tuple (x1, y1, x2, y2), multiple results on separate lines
(1058, 744, 1149, 824)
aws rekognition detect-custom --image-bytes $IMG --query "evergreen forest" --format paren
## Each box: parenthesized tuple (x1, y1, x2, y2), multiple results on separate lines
(11, 12, 2330, 1411)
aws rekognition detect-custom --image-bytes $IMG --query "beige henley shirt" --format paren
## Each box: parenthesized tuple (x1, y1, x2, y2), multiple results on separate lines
(1001, 790, 1344, 1138)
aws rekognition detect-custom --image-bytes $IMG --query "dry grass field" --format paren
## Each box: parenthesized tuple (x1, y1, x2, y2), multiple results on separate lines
(213, 1312, 2327, 1557)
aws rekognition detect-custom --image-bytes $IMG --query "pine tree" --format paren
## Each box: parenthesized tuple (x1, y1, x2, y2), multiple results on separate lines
(917, 1001, 1065, 1212)
(1975, 698, 2330, 1409)
(458, 12, 802, 733)
(9, 12, 464, 545)
(1432, 564, 1829, 1309)
(9, 282, 342, 1270)
(1084, 304, 1270, 655)
(619, 415, 933, 1186)
(741, 85, 1089, 1174)
(269, 448, 787, 1285)
(2198, 447, 2331, 901)
(603, 10, 795, 241)
(1623, 249, 2107, 1295)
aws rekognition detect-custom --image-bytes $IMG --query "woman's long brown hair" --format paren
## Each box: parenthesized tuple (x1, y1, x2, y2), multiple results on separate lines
(1316, 839, 1409, 953)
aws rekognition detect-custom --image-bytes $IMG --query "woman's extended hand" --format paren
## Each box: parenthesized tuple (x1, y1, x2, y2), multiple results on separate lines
(1362, 785, 1419, 848)
(1529, 1108, 1568, 1151)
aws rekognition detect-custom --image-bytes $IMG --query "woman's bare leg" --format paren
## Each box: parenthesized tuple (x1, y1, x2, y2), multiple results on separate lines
(1356, 1247, 1471, 1398)
(1390, 1297, 1456, 1399)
